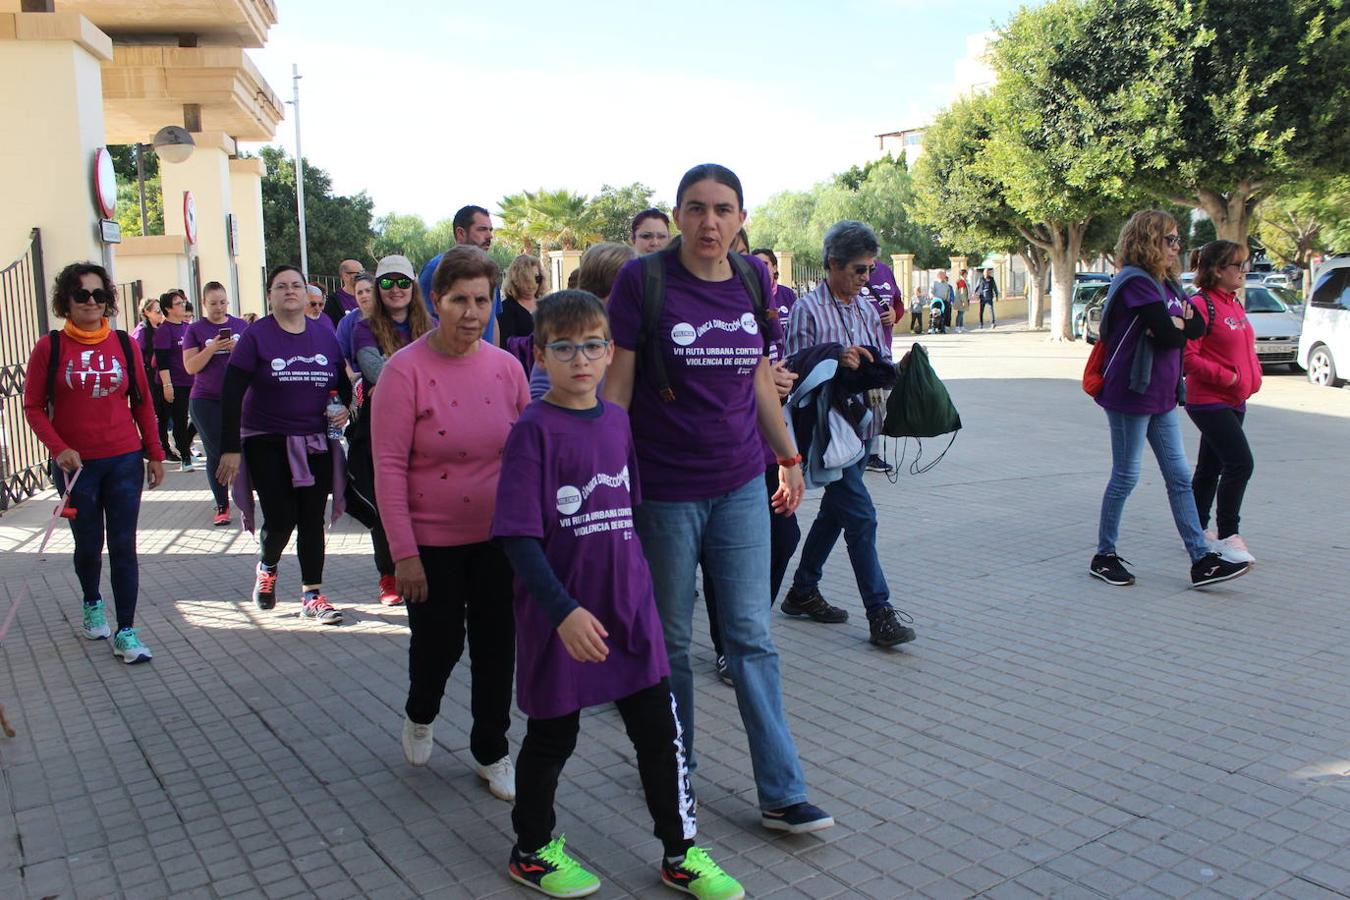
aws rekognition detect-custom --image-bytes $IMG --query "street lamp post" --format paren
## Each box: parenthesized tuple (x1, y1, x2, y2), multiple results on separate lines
(134, 125, 196, 235)
(290, 64, 309, 277)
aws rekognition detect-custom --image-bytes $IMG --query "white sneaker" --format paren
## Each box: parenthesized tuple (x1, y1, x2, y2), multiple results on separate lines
(473, 754, 516, 801)
(402, 717, 433, 767)
(1212, 534, 1255, 564)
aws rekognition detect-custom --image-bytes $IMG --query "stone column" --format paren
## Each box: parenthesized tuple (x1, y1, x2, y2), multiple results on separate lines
(777, 250, 795, 289)
(546, 249, 583, 293)
(949, 255, 968, 278)
(229, 156, 266, 317)
(158, 131, 236, 303)
(0, 10, 112, 273)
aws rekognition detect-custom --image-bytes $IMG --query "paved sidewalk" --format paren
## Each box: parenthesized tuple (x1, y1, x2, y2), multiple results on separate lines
(2, 329, 1349, 899)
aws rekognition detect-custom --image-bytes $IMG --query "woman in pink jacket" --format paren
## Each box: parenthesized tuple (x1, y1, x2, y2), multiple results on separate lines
(1185, 241, 1262, 564)
(372, 245, 530, 798)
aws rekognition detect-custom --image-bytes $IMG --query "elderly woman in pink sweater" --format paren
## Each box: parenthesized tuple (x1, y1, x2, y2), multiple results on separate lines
(373, 245, 530, 798)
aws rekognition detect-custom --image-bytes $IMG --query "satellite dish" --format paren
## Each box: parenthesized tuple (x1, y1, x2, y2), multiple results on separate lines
(153, 125, 195, 164)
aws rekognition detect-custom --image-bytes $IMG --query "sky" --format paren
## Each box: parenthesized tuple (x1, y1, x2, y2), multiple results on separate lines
(241, 0, 1026, 223)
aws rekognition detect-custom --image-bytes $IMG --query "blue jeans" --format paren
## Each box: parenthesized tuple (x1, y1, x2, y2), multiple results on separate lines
(635, 474, 808, 812)
(1098, 408, 1209, 561)
(792, 458, 890, 614)
(189, 397, 228, 507)
(53, 450, 144, 631)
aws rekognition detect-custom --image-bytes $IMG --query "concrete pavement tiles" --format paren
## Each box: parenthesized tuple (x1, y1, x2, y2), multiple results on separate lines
(1, 329, 1348, 898)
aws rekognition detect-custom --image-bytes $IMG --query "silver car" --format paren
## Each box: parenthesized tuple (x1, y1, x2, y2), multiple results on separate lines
(1237, 286, 1302, 367)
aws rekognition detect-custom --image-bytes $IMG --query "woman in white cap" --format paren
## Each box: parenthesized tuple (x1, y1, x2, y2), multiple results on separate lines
(347, 255, 436, 606)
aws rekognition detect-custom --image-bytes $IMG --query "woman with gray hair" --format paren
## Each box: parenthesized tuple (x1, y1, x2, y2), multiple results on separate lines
(781, 220, 916, 648)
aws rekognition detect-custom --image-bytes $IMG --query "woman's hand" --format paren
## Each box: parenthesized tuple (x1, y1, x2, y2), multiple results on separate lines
(772, 463, 805, 516)
(54, 448, 81, 473)
(557, 607, 609, 663)
(395, 556, 429, 603)
(1228, 369, 1239, 387)
(880, 306, 897, 328)
(771, 361, 797, 399)
(162, 383, 174, 401)
(840, 345, 874, 370)
(216, 452, 240, 486)
(146, 459, 165, 489)
(328, 406, 350, 430)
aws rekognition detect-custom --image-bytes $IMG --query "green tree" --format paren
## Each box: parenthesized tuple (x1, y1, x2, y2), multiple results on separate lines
(258, 146, 375, 278)
(589, 182, 661, 244)
(372, 213, 438, 269)
(1254, 176, 1350, 275)
(496, 189, 601, 255)
(114, 176, 163, 237)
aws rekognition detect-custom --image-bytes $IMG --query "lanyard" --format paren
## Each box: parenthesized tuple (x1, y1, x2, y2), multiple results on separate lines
(828, 288, 865, 348)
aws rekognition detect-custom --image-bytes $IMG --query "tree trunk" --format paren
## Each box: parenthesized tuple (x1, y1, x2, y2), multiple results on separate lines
(1019, 245, 1049, 329)
(1192, 182, 1262, 245)
(1047, 224, 1085, 341)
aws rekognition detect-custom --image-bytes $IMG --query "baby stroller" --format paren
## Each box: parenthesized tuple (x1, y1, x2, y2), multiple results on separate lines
(928, 297, 947, 334)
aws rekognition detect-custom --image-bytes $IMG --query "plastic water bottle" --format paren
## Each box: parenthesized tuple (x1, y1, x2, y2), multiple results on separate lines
(325, 390, 345, 440)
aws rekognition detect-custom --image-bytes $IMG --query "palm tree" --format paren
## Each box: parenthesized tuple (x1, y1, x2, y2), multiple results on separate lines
(530, 189, 602, 251)
(496, 191, 543, 256)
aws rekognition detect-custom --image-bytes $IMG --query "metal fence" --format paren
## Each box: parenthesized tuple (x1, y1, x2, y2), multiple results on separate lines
(792, 264, 823, 296)
(311, 274, 339, 296)
(0, 229, 49, 512)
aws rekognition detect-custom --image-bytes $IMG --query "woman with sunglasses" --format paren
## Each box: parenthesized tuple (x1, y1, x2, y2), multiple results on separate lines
(130, 295, 172, 459)
(498, 255, 545, 342)
(181, 281, 249, 526)
(23, 263, 165, 663)
(346, 256, 435, 606)
(216, 265, 352, 625)
(1089, 211, 1251, 589)
(153, 289, 197, 471)
(372, 245, 528, 794)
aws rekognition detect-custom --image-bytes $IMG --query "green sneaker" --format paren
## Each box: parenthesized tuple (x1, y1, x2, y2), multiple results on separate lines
(112, 628, 153, 664)
(508, 835, 600, 898)
(81, 601, 111, 640)
(661, 847, 745, 900)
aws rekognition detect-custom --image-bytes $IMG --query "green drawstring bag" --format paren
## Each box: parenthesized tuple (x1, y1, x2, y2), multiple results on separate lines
(881, 343, 961, 475)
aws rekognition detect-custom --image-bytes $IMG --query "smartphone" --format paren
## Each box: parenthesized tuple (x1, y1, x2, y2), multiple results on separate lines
(217, 327, 232, 341)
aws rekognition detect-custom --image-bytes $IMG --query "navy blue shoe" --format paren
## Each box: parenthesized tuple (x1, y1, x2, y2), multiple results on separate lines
(761, 802, 835, 834)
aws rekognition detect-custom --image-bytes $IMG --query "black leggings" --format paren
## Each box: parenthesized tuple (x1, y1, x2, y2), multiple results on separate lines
(703, 463, 801, 657)
(514, 678, 695, 858)
(979, 300, 996, 326)
(243, 436, 332, 585)
(164, 388, 195, 459)
(1187, 407, 1253, 539)
(405, 542, 515, 765)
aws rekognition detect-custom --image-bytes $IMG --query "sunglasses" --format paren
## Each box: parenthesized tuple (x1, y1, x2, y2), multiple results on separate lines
(1164, 234, 1182, 248)
(849, 264, 877, 277)
(545, 339, 610, 362)
(72, 288, 112, 305)
(534, 274, 544, 285)
(379, 276, 413, 290)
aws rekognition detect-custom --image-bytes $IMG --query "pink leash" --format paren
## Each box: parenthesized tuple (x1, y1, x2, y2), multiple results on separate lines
(38, 466, 81, 556)
(0, 582, 29, 645)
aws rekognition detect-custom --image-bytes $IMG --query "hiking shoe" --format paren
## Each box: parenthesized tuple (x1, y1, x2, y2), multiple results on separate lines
(299, 594, 343, 625)
(212, 504, 231, 527)
(1211, 534, 1255, 564)
(508, 836, 600, 898)
(715, 654, 733, 687)
(378, 574, 403, 606)
(661, 846, 745, 899)
(402, 717, 433, 766)
(1089, 553, 1135, 586)
(112, 628, 152, 664)
(1191, 552, 1251, 588)
(474, 754, 516, 801)
(867, 606, 916, 647)
(781, 586, 848, 623)
(761, 801, 835, 834)
(865, 454, 893, 474)
(252, 564, 278, 610)
(81, 600, 111, 640)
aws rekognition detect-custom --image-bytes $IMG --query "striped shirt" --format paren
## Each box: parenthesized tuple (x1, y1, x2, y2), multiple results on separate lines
(786, 280, 891, 440)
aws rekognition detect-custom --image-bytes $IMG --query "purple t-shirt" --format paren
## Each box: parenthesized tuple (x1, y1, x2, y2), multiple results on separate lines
(350, 318, 411, 356)
(228, 315, 343, 436)
(773, 283, 796, 322)
(1097, 276, 1197, 415)
(152, 320, 194, 387)
(608, 252, 773, 502)
(863, 262, 900, 348)
(491, 401, 669, 719)
(183, 316, 249, 401)
(335, 308, 362, 365)
(332, 288, 357, 313)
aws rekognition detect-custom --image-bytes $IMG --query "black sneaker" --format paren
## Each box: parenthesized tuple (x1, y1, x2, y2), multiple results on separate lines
(715, 654, 733, 687)
(761, 801, 835, 834)
(1089, 553, 1135, 586)
(780, 586, 849, 623)
(1190, 552, 1251, 588)
(865, 454, 893, 474)
(867, 606, 916, 647)
(252, 564, 278, 610)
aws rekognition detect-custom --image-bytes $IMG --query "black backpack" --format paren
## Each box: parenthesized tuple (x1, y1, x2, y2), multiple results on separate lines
(637, 237, 771, 402)
(46, 329, 143, 413)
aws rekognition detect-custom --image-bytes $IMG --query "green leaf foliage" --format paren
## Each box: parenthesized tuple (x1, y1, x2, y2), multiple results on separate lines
(258, 145, 375, 278)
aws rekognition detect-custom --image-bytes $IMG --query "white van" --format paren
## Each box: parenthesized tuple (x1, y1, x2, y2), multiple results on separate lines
(1298, 257, 1350, 387)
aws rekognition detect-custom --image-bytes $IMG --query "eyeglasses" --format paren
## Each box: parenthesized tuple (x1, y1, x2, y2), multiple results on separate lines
(544, 339, 610, 362)
(307, 300, 323, 308)
(1163, 234, 1182, 248)
(271, 281, 306, 292)
(1222, 261, 1251, 272)
(849, 264, 877, 277)
(72, 288, 112, 305)
(378, 276, 412, 290)
(534, 274, 544, 285)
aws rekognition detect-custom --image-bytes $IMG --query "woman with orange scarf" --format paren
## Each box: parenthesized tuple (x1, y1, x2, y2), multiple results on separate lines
(23, 263, 165, 664)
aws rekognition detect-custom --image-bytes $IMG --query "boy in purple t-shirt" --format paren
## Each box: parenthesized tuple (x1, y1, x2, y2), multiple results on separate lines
(492, 292, 743, 900)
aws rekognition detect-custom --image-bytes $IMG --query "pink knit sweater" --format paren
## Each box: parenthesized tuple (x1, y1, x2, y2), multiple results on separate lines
(372, 335, 529, 560)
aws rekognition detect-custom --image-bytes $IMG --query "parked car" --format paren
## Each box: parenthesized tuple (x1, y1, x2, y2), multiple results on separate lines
(1298, 257, 1350, 387)
(1238, 286, 1302, 368)
(1262, 272, 1292, 289)
(1071, 281, 1109, 338)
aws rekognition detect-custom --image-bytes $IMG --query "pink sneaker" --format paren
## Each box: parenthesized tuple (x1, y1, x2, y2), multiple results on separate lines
(379, 575, 403, 606)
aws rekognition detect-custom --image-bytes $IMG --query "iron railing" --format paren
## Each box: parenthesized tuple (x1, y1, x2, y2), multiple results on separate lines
(0, 229, 50, 512)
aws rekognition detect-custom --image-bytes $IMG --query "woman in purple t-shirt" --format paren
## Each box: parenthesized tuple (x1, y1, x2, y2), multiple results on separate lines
(215, 265, 351, 625)
(181, 281, 248, 526)
(604, 163, 832, 835)
(152, 288, 196, 467)
(1090, 211, 1250, 590)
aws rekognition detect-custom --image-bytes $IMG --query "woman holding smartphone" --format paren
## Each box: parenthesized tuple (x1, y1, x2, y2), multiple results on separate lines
(182, 281, 248, 526)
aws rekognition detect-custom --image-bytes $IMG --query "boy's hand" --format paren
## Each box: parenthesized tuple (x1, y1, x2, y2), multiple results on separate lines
(557, 607, 609, 663)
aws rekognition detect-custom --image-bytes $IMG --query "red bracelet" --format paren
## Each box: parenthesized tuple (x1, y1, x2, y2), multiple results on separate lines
(777, 453, 802, 468)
